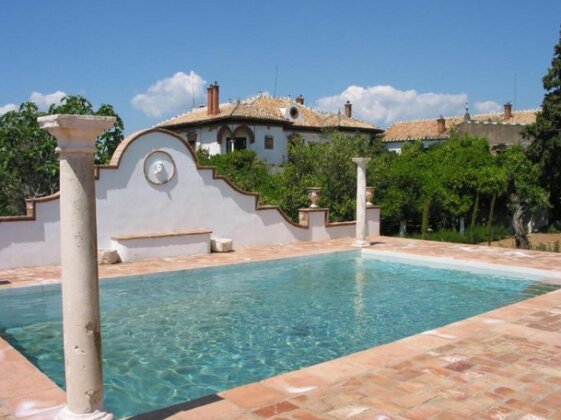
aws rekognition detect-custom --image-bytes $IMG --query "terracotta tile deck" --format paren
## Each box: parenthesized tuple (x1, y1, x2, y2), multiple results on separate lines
(1, 236, 560, 419)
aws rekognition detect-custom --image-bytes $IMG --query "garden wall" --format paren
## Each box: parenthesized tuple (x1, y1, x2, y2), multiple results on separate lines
(0, 128, 380, 269)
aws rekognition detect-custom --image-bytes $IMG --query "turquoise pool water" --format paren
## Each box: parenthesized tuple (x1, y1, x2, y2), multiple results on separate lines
(0, 251, 557, 417)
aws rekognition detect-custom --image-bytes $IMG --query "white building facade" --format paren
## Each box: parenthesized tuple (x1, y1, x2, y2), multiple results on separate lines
(157, 85, 381, 165)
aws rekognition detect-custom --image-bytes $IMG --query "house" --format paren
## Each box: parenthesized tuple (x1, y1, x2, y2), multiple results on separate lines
(157, 83, 381, 164)
(382, 103, 538, 153)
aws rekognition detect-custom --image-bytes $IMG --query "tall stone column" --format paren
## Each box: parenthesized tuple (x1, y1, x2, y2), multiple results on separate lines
(352, 157, 371, 247)
(38, 115, 115, 420)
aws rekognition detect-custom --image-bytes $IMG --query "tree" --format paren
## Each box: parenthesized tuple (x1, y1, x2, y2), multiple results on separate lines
(195, 132, 378, 222)
(0, 95, 124, 216)
(431, 133, 493, 237)
(275, 135, 322, 218)
(373, 142, 422, 236)
(524, 25, 561, 223)
(278, 131, 376, 221)
(498, 146, 549, 248)
(413, 146, 446, 239)
(477, 163, 508, 245)
(314, 131, 374, 221)
(0, 102, 57, 215)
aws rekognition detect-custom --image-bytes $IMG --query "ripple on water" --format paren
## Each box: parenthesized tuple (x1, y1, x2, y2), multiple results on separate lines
(0, 251, 557, 418)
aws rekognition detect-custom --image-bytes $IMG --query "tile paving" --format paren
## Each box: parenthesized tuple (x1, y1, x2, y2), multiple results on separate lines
(0, 236, 560, 419)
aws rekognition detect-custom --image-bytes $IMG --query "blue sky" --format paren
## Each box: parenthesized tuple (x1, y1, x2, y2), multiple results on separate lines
(1, 1, 560, 134)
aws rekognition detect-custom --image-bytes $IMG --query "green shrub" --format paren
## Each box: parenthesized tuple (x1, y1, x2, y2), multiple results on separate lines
(533, 242, 548, 251)
(545, 221, 561, 233)
(195, 148, 273, 197)
(408, 224, 511, 244)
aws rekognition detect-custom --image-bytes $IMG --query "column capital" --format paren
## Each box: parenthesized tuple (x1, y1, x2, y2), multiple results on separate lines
(352, 157, 371, 167)
(38, 114, 116, 155)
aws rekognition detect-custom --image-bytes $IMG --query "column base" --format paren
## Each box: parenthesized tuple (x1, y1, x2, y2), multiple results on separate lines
(55, 407, 113, 420)
(351, 239, 370, 248)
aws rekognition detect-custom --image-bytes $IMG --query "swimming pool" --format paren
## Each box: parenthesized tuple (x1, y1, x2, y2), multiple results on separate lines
(0, 251, 557, 417)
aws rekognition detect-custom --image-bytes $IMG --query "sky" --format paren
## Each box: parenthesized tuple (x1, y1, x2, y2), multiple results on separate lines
(1, 1, 560, 134)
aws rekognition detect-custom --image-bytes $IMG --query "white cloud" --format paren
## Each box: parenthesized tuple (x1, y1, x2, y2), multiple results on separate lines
(1, 91, 67, 116)
(131, 71, 206, 118)
(29, 91, 66, 111)
(0, 103, 17, 116)
(473, 100, 501, 114)
(315, 85, 468, 128)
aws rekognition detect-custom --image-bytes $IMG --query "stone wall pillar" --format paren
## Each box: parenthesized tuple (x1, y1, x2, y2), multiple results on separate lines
(352, 157, 371, 247)
(38, 115, 115, 420)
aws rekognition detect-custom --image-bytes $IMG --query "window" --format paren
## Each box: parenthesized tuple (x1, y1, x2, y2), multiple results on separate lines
(289, 106, 299, 119)
(265, 135, 274, 150)
(186, 131, 197, 149)
(233, 126, 254, 144)
(226, 137, 247, 153)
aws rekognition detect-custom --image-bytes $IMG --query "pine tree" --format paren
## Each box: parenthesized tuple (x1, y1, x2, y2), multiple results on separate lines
(524, 25, 561, 223)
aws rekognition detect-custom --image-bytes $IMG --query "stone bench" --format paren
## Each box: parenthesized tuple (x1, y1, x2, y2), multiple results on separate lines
(111, 230, 212, 262)
(211, 237, 233, 253)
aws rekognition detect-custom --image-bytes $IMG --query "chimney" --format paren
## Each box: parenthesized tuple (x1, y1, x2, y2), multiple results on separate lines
(504, 102, 512, 121)
(207, 84, 214, 115)
(295, 95, 304, 105)
(463, 101, 471, 121)
(344, 101, 352, 118)
(213, 82, 220, 115)
(437, 116, 446, 134)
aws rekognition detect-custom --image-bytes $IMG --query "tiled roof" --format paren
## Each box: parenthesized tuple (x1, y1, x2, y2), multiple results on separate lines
(383, 109, 538, 142)
(157, 95, 379, 131)
(382, 117, 464, 142)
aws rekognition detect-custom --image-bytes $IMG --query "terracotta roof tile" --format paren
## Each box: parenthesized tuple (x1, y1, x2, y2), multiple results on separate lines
(383, 109, 538, 142)
(157, 96, 378, 131)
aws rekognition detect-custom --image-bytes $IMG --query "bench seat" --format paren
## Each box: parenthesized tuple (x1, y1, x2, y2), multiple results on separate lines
(111, 230, 212, 262)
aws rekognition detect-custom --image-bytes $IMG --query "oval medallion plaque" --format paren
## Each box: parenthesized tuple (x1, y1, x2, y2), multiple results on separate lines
(143, 150, 176, 185)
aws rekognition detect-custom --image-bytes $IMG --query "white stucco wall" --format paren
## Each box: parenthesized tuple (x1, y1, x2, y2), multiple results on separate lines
(0, 129, 380, 269)
(0, 198, 61, 268)
(177, 125, 328, 165)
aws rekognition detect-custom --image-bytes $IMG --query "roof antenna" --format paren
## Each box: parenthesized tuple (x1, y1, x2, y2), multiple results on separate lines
(273, 65, 278, 97)
(514, 72, 517, 110)
(191, 77, 195, 110)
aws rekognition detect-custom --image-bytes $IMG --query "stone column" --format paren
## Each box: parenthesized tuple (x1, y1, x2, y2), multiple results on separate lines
(352, 157, 371, 247)
(38, 115, 115, 420)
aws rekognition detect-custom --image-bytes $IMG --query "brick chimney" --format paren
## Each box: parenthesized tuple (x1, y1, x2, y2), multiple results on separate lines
(213, 82, 220, 115)
(503, 102, 512, 121)
(207, 84, 214, 115)
(206, 82, 220, 115)
(344, 101, 352, 118)
(437, 116, 446, 134)
(295, 95, 304, 105)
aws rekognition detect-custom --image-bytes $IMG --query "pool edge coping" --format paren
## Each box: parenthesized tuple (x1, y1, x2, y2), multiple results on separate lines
(361, 248, 561, 285)
(1, 238, 561, 418)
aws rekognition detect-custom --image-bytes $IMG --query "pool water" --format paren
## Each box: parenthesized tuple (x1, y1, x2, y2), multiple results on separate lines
(0, 252, 557, 417)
